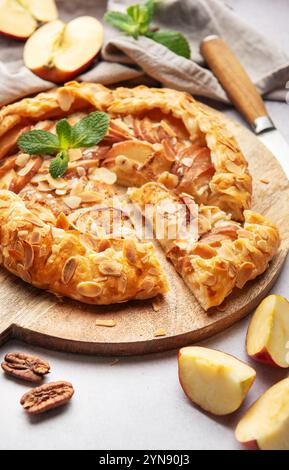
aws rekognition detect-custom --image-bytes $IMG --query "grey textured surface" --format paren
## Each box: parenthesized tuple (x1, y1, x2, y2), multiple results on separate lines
(0, 0, 289, 450)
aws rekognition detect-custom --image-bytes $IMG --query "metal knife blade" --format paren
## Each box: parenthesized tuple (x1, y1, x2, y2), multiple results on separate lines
(258, 128, 289, 179)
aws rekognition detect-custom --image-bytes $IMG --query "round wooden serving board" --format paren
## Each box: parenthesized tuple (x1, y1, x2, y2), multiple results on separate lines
(0, 116, 288, 356)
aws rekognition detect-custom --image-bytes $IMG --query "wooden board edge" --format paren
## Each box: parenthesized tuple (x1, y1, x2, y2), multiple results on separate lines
(8, 253, 285, 356)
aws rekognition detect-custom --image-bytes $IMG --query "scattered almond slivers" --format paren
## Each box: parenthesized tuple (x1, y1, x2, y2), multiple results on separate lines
(154, 328, 166, 337)
(152, 296, 162, 312)
(92, 168, 117, 185)
(95, 319, 117, 327)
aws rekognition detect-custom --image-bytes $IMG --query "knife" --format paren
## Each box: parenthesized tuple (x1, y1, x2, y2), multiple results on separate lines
(200, 35, 289, 179)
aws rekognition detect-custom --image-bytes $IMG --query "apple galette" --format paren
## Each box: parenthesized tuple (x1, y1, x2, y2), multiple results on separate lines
(0, 82, 279, 309)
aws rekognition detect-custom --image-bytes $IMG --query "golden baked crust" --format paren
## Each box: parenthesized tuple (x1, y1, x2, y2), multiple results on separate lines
(0, 82, 252, 220)
(0, 190, 168, 304)
(0, 82, 278, 309)
(129, 183, 280, 310)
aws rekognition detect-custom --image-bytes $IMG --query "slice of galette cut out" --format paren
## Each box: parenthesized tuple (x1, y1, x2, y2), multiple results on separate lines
(129, 183, 280, 310)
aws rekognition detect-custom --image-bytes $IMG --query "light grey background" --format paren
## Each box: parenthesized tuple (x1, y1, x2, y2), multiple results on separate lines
(0, 0, 289, 450)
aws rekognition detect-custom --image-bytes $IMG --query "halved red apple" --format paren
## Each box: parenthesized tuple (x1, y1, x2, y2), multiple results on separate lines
(178, 347, 256, 416)
(246, 294, 289, 368)
(24, 16, 104, 83)
(235, 377, 289, 450)
(0, 0, 58, 41)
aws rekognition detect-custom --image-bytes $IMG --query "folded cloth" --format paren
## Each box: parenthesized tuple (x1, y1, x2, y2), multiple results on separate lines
(0, 0, 289, 106)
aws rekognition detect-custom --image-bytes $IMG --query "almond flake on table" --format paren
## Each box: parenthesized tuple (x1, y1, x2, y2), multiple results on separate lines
(260, 178, 270, 184)
(153, 328, 167, 337)
(95, 319, 117, 327)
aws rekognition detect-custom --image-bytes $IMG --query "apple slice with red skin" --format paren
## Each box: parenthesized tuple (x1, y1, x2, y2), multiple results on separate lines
(22, 0, 58, 22)
(178, 347, 256, 416)
(0, 0, 58, 41)
(246, 295, 289, 368)
(24, 16, 104, 83)
(235, 377, 289, 450)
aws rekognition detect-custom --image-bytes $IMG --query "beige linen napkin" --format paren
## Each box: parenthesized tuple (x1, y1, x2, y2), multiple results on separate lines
(0, 0, 289, 106)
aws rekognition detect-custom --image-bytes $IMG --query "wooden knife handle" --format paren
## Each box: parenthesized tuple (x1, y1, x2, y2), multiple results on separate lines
(200, 35, 274, 133)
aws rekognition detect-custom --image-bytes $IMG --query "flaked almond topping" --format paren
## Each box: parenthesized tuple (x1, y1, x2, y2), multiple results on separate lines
(15, 153, 30, 168)
(157, 171, 178, 189)
(160, 119, 177, 137)
(224, 160, 245, 175)
(153, 327, 166, 337)
(139, 279, 155, 293)
(260, 178, 269, 184)
(93, 276, 108, 282)
(57, 89, 75, 111)
(68, 148, 83, 162)
(123, 239, 137, 265)
(80, 191, 103, 203)
(37, 181, 51, 192)
(70, 181, 84, 196)
(257, 239, 269, 252)
(98, 260, 123, 276)
(30, 173, 47, 184)
(148, 267, 160, 276)
(47, 176, 67, 190)
(62, 257, 77, 284)
(51, 227, 66, 238)
(77, 281, 102, 298)
(23, 242, 34, 270)
(17, 159, 38, 177)
(55, 189, 67, 196)
(63, 195, 82, 209)
(95, 319, 116, 327)
(92, 168, 117, 185)
(118, 273, 128, 293)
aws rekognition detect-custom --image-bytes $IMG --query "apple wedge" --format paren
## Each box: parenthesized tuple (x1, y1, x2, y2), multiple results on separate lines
(0, 0, 58, 41)
(246, 295, 289, 368)
(236, 377, 289, 450)
(178, 347, 256, 415)
(24, 16, 104, 83)
(21, 0, 58, 22)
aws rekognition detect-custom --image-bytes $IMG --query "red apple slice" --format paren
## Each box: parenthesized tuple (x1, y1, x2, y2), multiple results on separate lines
(235, 377, 289, 450)
(246, 294, 289, 368)
(0, 0, 57, 41)
(178, 347, 256, 416)
(24, 16, 104, 83)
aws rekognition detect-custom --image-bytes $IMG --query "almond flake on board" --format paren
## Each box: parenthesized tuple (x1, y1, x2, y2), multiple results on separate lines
(152, 296, 161, 312)
(95, 319, 117, 327)
(260, 178, 270, 184)
(153, 328, 167, 337)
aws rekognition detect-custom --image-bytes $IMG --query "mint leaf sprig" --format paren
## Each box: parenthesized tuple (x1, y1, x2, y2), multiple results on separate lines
(104, 0, 191, 59)
(17, 112, 110, 178)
